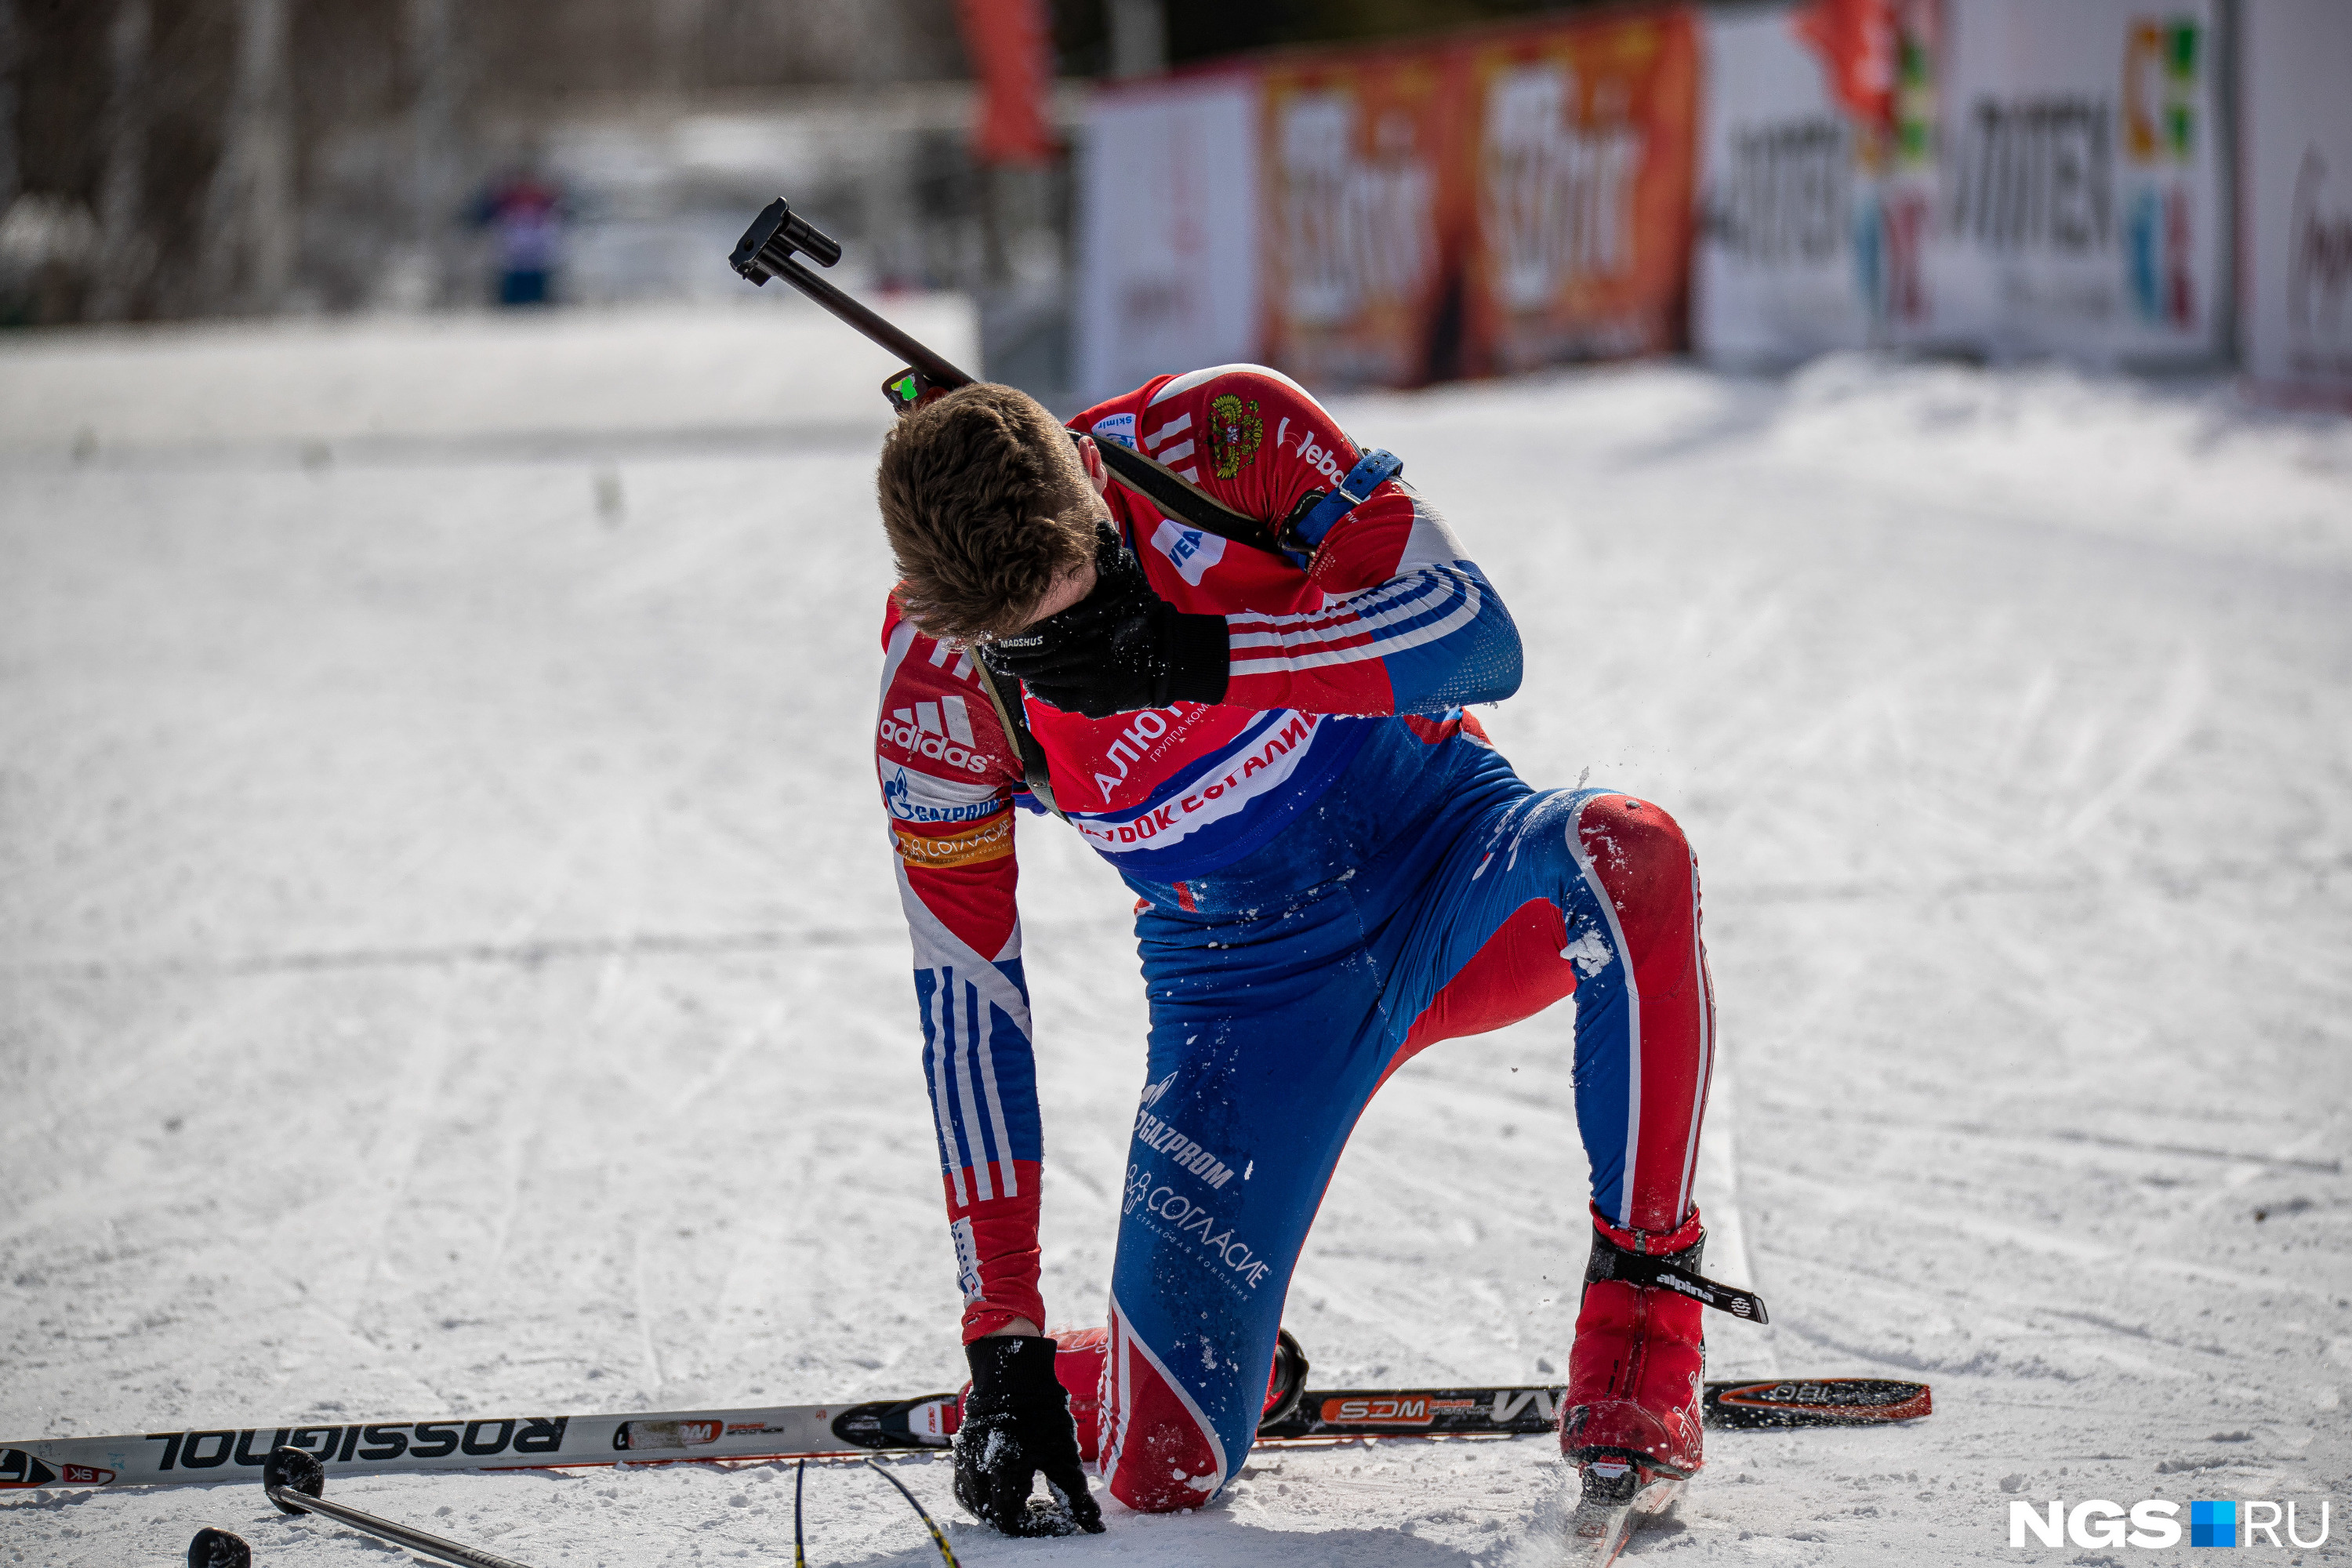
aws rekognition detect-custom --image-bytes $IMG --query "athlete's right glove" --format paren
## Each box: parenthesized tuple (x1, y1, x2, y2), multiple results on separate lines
(953, 1335, 1105, 1537)
(982, 525, 1229, 719)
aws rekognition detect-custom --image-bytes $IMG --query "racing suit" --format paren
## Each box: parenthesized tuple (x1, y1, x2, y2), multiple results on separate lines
(875, 364, 1715, 1512)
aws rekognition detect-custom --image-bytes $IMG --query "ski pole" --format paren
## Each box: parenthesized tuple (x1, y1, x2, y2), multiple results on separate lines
(261, 1446, 539, 1568)
(861, 1455, 961, 1566)
(793, 1457, 808, 1568)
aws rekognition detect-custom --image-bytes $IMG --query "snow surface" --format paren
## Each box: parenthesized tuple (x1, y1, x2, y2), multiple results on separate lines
(3, 303, 2350, 1566)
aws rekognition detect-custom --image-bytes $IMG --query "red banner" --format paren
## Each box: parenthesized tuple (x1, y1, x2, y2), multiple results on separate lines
(1793, 0, 1900, 127)
(1458, 9, 1700, 373)
(956, 0, 1058, 165)
(1259, 49, 1470, 388)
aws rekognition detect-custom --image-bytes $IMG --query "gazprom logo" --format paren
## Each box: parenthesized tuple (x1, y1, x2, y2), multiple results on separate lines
(2008, 1497, 2328, 1550)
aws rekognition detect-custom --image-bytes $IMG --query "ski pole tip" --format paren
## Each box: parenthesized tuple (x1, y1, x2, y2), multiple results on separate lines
(262, 1444, 325, 1515)
(187, 1526, 252, 1568)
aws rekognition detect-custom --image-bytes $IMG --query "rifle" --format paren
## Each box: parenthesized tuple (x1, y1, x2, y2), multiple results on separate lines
(727, 198, 1292, 818)
(728, 198, 1281, 561)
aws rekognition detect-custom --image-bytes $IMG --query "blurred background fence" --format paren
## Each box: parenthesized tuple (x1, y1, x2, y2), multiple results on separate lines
(1, 0, 2346, 408)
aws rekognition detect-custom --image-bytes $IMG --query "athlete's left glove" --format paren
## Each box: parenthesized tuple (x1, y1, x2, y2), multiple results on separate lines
(953, 1335, 1105, 1537)
(984, 526, 1229, 719)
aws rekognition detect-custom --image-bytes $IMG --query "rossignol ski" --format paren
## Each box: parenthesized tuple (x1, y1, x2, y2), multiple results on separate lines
(2, 1377, 1927, 1494)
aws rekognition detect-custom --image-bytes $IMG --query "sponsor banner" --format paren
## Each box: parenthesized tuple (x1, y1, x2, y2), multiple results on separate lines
(1076, 72, 1265, 403)
(1693, 2, 1940, 365)
(1260, 47, 1469, 388)
(1929, 0, 2227, 365)
(1460, 8, 1702, 372)
(2239, 0, 2352, 397)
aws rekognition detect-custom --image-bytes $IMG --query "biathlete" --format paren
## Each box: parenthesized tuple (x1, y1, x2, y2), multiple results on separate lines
(870, 365, 1741, 1537)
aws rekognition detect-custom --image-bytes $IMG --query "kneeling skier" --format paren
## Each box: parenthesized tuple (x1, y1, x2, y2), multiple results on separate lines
(870, 365, 1733, 1536)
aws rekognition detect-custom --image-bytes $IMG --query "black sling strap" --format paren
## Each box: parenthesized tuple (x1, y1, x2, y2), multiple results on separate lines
(1075, 433, 1288, 559)
(970, 654, 1063, 820)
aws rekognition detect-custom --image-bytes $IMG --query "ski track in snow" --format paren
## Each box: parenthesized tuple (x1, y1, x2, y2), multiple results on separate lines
(2, 310, 2350, 1565)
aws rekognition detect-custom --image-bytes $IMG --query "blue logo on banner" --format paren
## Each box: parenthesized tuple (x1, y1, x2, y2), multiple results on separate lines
(2190, 1500, 2237, 1548)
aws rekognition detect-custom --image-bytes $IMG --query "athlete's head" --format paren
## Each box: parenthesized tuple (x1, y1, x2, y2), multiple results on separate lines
(877, 383, 1105, 643)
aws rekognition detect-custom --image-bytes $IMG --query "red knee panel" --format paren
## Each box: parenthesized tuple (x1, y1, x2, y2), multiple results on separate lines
(1385, 898, 1578, 1088)
(1047, 1323, 1305, 1468)
(1577, 796, 1714, 1234)
(1098, 1305, 1226, 1512)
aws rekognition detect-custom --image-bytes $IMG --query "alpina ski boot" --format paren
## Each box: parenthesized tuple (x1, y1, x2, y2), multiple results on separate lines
(1559, 1206, 1767, 1563)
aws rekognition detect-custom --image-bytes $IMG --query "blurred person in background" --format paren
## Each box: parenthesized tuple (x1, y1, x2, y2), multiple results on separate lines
(472, 163, 569, 307)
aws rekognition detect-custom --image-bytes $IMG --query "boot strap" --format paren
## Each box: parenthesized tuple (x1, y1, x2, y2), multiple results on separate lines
(1586, 1229, 1771, 1324)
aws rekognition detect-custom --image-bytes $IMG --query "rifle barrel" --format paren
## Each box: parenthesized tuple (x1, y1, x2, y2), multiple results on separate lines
(768, 253, 975, 392)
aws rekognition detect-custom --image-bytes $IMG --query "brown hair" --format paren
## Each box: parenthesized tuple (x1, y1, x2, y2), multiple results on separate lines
(876, 383, 1100, 641)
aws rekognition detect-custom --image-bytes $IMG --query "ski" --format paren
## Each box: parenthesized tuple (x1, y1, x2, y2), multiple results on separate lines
(0, 1395, 956, 1492)
(1258, 1376, 1929, 1441)
(1, 1377, 1928, 1492)
(1700, 1376, 1933, 1429)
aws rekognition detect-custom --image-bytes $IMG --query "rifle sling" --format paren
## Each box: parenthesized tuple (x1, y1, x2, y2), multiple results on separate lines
(1079, 434, 1287, 559)
(969, 654, 1064, 821)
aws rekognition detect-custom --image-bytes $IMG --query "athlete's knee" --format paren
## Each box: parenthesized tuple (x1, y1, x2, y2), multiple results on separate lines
(1574, 794, 1698, 947)
(1105, 1417, 1231, 1512)
(1096, 1309, 1231, 1512)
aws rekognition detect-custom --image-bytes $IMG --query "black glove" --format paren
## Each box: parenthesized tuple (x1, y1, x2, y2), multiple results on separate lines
(953, 1336, 1104, 1537)
(983, 526, 1229, 719)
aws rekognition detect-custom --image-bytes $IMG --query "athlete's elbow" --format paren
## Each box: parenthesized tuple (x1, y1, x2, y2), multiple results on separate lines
(1461, 608, 1523, 705)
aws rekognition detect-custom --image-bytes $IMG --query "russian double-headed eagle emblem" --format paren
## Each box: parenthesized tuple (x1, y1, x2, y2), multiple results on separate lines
(1207, 392, 1263, 481)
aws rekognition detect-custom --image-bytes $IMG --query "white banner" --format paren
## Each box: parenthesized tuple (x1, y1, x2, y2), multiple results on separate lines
(1693, 6, 1875, 367)
(1930, 0, 2227, 365)
(2239, 0, 2352, 395)
(1075, 74, 1264, 404)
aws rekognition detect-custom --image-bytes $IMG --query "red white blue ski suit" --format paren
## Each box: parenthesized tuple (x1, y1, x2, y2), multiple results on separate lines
(876, 365, 1715, 1513)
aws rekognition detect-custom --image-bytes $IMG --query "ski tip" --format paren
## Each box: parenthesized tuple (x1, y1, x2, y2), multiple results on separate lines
(187, 1526, 252, 1568)
(1701, 1377, 1932, 1429)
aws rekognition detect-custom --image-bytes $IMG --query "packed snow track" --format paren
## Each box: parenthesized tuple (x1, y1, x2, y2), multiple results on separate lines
(2, 303, 2348, 1565)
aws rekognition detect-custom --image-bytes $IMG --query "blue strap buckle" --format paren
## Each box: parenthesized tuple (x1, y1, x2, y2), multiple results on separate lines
(1279, 448, 1404, 566)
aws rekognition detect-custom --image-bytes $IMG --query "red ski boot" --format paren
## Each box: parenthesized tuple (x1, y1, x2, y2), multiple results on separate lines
(1560, 1205, 1766, 1563)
